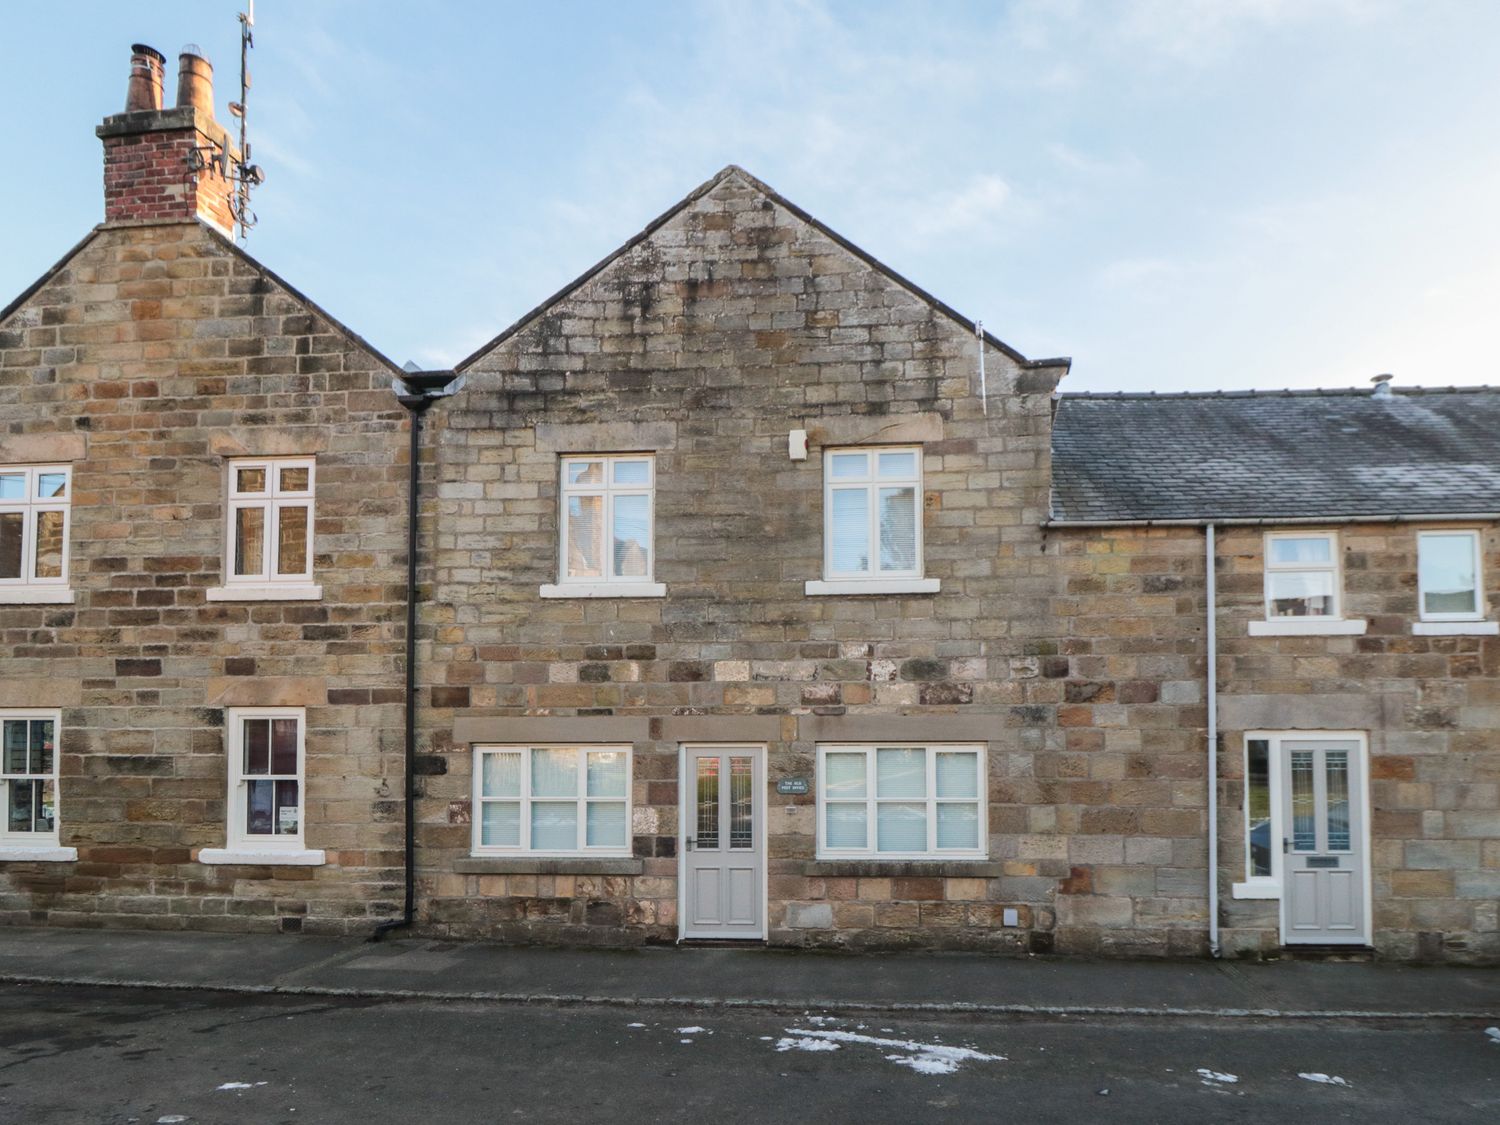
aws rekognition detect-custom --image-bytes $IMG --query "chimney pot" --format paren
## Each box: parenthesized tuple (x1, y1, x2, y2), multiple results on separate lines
(125, 43, 166, 112)
(1371, 373, 1395, 398)
(175, 47, 216, 116)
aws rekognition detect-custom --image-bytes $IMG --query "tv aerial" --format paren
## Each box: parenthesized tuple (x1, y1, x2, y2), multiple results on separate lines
(227, 0, 264, 240)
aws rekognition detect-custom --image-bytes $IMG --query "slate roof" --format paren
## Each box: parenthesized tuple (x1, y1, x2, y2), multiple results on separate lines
(1049, 387, 1500, 523)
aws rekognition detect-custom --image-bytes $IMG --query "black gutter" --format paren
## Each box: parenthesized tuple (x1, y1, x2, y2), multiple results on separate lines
(371, 372, 456, 941)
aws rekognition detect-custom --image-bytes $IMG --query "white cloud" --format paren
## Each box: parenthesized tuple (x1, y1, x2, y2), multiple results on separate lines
(1048, 142, 1143, 180)
(907, 175, 1013, 241)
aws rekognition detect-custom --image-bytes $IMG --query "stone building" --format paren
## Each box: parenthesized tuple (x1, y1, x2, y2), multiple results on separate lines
(0, 45, 414, 934)
(1050, 390, 1500, 960)
(2, 41, 1496, 961)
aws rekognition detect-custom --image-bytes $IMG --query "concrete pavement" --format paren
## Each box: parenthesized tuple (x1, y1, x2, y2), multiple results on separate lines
(2, 926, 1497, 1020)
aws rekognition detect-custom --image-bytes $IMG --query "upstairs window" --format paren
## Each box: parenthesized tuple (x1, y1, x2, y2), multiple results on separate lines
(1, 712, 59, 845)
(1418, 530, 1483, 621)
(0, 465, 71, 602)
(225, 458, 315, 587)
(1263, 532, 1340, 618)
(558, 455, 655, 585)
(823, 447, 922, 580)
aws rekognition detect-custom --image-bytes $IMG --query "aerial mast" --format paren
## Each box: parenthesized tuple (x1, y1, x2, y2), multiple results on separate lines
(227, 0, 264, 240)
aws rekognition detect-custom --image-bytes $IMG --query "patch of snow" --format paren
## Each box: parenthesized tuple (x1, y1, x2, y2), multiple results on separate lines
(679, 1038, 693, 1044)
(1484, 1027, 1500, 1044)
(626, 1022, 646, 1029)
(1298, 1073, 1351, 1087)
(887, 1053, 959, 1075)
(1197, 1069, 1238, 1085)
(776, 1027, 1004, 1076)
(157, 1118, 189, 1124)
(216, 1081, 268, 1091)
(776, 1036, 841, 1053)
(674, 1026, 710, 1035)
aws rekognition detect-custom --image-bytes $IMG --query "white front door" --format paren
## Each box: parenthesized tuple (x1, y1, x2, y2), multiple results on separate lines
(680, 745, 765, 940)
(1280, 738, 1370, 946)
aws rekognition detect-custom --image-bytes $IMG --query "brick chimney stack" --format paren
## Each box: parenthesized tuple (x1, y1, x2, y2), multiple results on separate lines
(97, 43, 239, 236)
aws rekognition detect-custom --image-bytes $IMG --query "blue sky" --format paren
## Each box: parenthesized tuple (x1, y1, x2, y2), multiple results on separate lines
(2, 1, 1497, 391)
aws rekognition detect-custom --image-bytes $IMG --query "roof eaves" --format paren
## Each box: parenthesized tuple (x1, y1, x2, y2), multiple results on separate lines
(726, 165, 1041, 367)
(0, 227, 104, 329)
(1057, 385, 1500, 401)
(454, 164, 1058, 374)
(453, 166, 739, 373)
(199, 222, 406, 378)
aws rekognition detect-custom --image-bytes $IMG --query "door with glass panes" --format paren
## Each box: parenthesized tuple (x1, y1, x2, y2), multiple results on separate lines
(1280, 738, 1369, 945)
(681, 746, 764, 939)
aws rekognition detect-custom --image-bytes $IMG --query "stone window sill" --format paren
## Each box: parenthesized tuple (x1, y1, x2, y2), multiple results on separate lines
(0, 845, 77, 862)
(803, 860, 1001, 878)
(1248, 618, 1367, 636)
(454, 856, 644, 875)
(206, 585, 323, 602)
(539, 582, 665, 599)
(0, 588, 75, 605)
(198, 847, 326, 866)
(1231, 880, 1281, 900)
(804, 578, 940, 597)
(1412, 621, 1498, 636)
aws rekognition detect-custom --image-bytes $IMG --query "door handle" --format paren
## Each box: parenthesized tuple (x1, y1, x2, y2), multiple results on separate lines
(1282, 837, 1290, 854)
(685, 837, 695, 851)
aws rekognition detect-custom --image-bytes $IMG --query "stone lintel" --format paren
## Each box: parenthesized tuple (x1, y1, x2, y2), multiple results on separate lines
(453, 715, 651, 746)
(209, 429, 329, 457)
(802, 861, 1003, 878)
(0, 433, 87, 464)
(205, 677, 328, 708)
(657, 715, 784, 743)
(533, 421, 678, 453)
(804, 412, 943, 448)
(452, 857, 644, 876)
(0, 680, 80, 708)
(1218, 693, 1400, 732)
(795, 713, 999, 743)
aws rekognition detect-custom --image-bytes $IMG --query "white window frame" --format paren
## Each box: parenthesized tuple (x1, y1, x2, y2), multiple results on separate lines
(200, 706, 324, 866)
(0, 464, 73, 605)
(808, 446, 937, 596)
(1416, 529, 1484, 623)
(541, 454, 663, 598)
(471, 744, 634, 858)
(207, 457, 321, 602)
(1233, 734, 1280, 899)
(0, 709, 74, 861)
(1250, 531, 1365, 635)
(1232, 731, 1370, 902)
(815, 743, 986, 861)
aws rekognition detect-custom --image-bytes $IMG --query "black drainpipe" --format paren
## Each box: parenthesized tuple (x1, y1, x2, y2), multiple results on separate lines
(372, 374, 452, 941)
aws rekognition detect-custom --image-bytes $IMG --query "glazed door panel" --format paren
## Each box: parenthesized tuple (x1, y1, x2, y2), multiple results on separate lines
(1279, 739, 1368, 945)
(681, 746, 763, 939)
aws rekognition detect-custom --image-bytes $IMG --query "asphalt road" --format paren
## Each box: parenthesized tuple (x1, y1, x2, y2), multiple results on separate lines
(0, 984, 1495, 1124)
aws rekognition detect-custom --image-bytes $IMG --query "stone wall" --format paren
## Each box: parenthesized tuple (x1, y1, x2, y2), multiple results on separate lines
(1214, 523, 1500, 962)
(0, 219, 410, 934)
(411, 167, 1207, 953)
